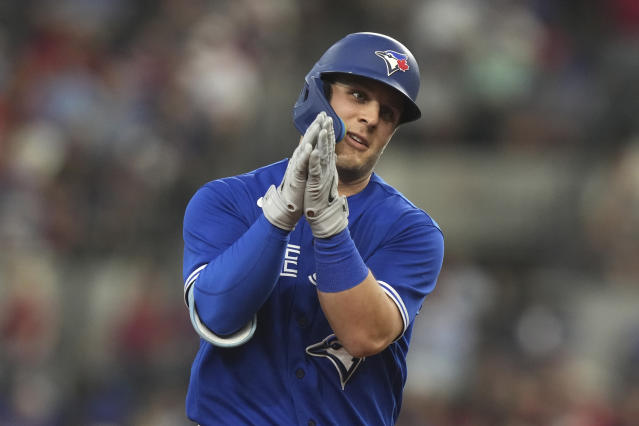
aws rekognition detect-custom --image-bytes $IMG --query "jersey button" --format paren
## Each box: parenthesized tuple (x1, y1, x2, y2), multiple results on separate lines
(296, 315, 308, 328)
(295, 368, 305, 379)
(308, 420, 316, 426)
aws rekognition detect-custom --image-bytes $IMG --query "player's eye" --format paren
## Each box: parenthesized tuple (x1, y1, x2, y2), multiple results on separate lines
(350, 89, 367, 102)
(380, 106, 397, 123)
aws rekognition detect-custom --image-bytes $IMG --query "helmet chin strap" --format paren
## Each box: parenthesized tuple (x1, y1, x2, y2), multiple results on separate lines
(293, 76, 346, 142)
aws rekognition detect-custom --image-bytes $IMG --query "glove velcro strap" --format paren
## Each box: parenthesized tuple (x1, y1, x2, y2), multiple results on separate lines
(262, 184, 299, 231)
(307, 197, 349, 238)
(314, 228, 369, 293)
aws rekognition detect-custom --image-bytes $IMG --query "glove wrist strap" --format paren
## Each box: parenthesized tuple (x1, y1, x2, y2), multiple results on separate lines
(307, 197, 349, 238)
(262, 185, 299, 231)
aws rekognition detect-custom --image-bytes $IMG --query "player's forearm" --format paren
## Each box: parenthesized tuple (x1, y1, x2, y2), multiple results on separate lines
(193, 214, 289, 335)
(312, 228, 403, 357)
(317, 271, 403, 357)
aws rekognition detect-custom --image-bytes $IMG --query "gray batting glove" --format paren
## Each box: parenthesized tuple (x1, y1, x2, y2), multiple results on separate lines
(262, 113, 325, 231)
(304, 116, 349, 238)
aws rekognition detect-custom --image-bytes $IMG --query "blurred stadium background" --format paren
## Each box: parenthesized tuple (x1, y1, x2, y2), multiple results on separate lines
(1, 0, 638, 425)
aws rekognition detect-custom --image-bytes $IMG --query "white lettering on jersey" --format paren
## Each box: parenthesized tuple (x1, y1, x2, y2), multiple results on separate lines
(281, 244, 301, 277)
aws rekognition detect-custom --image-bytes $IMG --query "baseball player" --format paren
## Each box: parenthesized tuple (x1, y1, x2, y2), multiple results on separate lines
(182, 32, 444, 425)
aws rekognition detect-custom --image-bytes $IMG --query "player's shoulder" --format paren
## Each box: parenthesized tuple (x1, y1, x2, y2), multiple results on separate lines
(367, 173, 442, 232)
(185, 160, 287, 220)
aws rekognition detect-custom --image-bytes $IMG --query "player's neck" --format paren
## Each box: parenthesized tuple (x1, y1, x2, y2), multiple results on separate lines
(338, 174, 371, 197)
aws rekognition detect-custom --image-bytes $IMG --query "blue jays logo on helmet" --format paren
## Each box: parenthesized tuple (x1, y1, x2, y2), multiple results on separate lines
(374, 50, 410, 76)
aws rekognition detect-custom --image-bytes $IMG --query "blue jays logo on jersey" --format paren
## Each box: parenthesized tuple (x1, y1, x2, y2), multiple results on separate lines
(374, 50, 410, 76)
(306, 334, 363, 389)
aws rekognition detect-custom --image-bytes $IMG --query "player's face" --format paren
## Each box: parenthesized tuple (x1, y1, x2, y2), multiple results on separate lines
(328, 77, 404, 184)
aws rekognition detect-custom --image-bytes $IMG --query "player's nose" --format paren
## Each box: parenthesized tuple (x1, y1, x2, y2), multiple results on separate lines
(358, 101, 380, 128)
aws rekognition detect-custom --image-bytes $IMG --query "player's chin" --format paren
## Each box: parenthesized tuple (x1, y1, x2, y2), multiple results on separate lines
(336, 155, 358, 171)
(338, 151, 376, 170)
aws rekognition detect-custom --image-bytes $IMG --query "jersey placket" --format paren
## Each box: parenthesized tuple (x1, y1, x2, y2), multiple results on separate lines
(284, 223, 319, 425)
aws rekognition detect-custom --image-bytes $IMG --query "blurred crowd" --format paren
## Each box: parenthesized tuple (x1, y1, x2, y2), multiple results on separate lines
(0, 0, 638, 425)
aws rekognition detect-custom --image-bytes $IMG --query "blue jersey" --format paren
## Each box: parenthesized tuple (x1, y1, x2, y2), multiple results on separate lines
(182, 159, 444, 425)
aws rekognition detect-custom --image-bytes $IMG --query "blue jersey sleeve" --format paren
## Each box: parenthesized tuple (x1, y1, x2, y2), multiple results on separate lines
(366, 215, 444, 335)
(183, 180, 290, 341)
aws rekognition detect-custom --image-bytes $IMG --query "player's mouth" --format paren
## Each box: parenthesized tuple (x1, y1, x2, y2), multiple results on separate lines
(345, 132, 369, 151)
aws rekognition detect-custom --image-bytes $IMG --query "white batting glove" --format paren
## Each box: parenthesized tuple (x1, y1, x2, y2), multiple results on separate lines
(304, 116, 349, 238)
(262, 113, 325, 231)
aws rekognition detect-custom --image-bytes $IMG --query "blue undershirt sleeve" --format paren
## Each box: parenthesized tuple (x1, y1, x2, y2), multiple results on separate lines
(190, 214, 289, 337)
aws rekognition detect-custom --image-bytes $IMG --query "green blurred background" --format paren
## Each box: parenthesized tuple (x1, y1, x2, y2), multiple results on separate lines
(1, 0, 638, 424)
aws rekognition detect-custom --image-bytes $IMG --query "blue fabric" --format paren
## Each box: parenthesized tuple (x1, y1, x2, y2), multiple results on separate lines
(182, 160, 444, 425)
(188, 286, 257, 347)
(184, 188, 289, 336)
(314, 228, 370, 293)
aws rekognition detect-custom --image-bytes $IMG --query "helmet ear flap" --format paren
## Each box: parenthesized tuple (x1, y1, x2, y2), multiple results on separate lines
(298, 84, 310, 102)
(293, 76, 346, 142)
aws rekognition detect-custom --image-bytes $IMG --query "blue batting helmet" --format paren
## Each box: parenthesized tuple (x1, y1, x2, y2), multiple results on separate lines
(293, 32, 421, 141)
